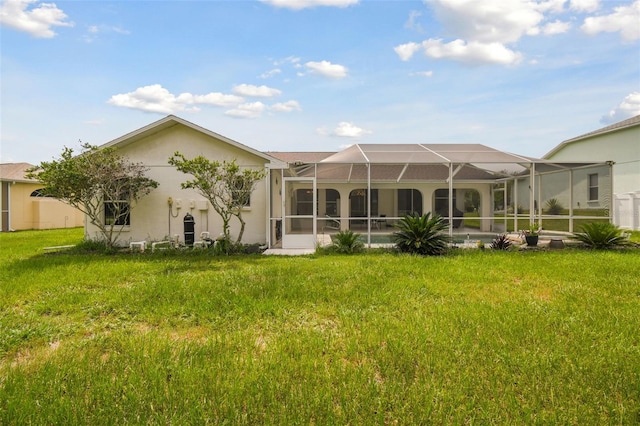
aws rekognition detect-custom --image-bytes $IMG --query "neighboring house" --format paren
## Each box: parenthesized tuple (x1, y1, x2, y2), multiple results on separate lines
(89, 115, 608, 249)
(543, 115, 640, 230)
(544, 114, 639, 195)
(0, 163, 84, 232)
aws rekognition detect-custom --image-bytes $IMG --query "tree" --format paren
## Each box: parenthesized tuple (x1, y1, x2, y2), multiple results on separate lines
(26, 143, 159, 249)
(168, 153, 266, 244)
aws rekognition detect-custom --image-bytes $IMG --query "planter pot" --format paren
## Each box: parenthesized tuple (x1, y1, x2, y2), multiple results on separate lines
(525, 235, 539, 247)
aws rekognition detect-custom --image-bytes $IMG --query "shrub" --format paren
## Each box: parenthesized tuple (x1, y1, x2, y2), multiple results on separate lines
(329, 230, 364, 254)
(392, 213, 449, 256)
(70, 239, 116, 254)
(573, 222, 629, 249)
(545, 198, 563, 215)
(491, 234, 512, 251)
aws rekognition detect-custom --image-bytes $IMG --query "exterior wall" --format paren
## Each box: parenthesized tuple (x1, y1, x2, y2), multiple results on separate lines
(515, 165, 611, 213)
(32, 198, 84, 230)
(85, 124, 270, 246)
(296, 182, 493, 232)
(0, 181, 83, 231)
(546, 125, 639, 195)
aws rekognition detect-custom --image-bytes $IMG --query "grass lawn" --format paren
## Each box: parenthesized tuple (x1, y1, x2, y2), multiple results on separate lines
(1, 228, 639, 424)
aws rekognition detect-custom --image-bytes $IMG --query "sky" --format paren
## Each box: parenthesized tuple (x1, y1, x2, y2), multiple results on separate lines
(1, 0, 639, 164)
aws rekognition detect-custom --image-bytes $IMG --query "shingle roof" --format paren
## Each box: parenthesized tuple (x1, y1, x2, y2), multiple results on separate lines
(266, 152, 335, 163)
(0, 163, 36, 182)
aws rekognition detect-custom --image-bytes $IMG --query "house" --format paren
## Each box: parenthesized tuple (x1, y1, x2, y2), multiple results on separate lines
(0, 163, 84, 232)
(88, 115, 608, 249)
(85, 115, 285, 247)
(543, 115, 640, 230)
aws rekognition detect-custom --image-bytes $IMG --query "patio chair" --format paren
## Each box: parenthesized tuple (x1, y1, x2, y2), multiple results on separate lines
(323, 215, 341, 232)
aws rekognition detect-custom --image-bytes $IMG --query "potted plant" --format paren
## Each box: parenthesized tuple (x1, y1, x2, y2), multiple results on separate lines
(523, 223, 540, 247)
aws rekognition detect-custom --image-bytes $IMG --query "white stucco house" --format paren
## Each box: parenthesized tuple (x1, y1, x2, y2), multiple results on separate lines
(86, 115, 610, 249)
(544, 115, 640, 230)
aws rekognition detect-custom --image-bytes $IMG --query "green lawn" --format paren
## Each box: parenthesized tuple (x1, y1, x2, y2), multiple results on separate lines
(1, 228, 639, 424)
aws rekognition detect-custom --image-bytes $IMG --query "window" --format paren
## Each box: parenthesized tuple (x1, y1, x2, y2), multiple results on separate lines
(295, 189, 314, 215)
(349, 189, 378, 217)
(325, 189, 340, 216)
(588, 174, 598, 201)
(30, 188, 53, 197)
(434, 189, 456, 216)
(231, 177, 251, 207)
(104, 201, 130, 226)
(397, 189, 422, 216)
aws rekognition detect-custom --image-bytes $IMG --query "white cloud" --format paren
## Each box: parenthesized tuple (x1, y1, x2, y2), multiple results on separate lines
(394, 42, 422, 61)
(225, 102, 267, 119)
(411, 70, 434, 77)
(259, 68, 282, 79)
(0, 0, 73, 38)
(332, 122, 372, 138)
(404, 10, 423, 32)
(582, 0, 640, 41)
(83, 24, 131, 43)
(233, 84, 282, 98)
(260, 0, 358, 10)
(270, 100, 301, 112)
(420, 39, 523, 66)
(305, 60, 348, 79)
(108, 84, 244, 114)
(601, 91, 640, 124)
(542, 20, 571, 35)
(430, 0, 545, 44)
(570, 0, 599, 13)
(396, 0, 596, 66)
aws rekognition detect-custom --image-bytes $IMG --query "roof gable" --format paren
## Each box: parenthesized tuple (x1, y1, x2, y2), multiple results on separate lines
(544, 114, 640, 158)
(101, 115, 283, 165)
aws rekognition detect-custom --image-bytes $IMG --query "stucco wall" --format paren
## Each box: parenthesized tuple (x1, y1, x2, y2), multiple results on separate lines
(2, 181, 83, 231)
(85, 124, 270, 246)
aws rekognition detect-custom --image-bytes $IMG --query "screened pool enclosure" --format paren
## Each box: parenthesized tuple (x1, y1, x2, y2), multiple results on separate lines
(267, 144, 611, 249)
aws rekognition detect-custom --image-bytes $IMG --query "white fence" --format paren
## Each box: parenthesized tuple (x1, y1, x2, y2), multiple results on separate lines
(614, 191, 640, 230)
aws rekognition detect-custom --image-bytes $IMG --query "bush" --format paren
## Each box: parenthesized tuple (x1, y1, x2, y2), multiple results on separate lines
(545, 198, 563, 215)
(329, 230, 364, 254)
(490, 234, 512, 251)
(392, 213, 449, 256)
(70, 239, 116, 254)
(572, 222, 629, 249)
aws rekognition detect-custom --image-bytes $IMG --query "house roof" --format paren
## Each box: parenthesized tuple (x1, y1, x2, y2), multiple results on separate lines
(101, 115, 285, 165)
(266, 152, 335, 163)
(0, 163, 36, 183)
(320, 144, 534, 164)
(544, 114, 640, 158)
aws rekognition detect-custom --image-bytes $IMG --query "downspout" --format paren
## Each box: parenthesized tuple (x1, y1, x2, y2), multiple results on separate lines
(265, 165, 271, 248)
(569, 169, 574, 233)
(530, 162, 536, 226)
(514, 177, 519, 232)
(367, 162, 371, 247)
(608, 161, 615, 224)
(313, 163, 318, 246)
(448, 162, 453, 238)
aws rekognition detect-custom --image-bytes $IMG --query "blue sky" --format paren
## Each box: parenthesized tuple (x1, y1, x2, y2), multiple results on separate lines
(1, 0, 639, 164)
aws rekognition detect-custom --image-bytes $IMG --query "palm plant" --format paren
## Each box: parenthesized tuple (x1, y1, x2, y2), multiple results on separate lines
(392, 213, 449, 256)
(573, 222, 629, 249)
(330, 230, 364, 254)
(491, 234, 512, 251)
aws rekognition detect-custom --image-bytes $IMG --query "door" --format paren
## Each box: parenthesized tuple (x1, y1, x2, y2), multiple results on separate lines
(282, 178, 316, 249)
